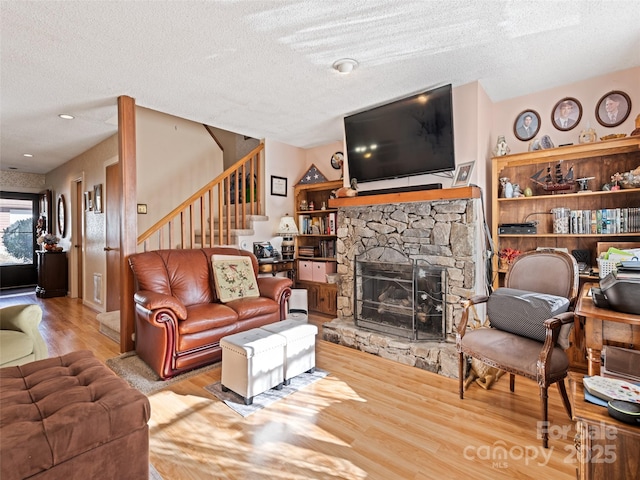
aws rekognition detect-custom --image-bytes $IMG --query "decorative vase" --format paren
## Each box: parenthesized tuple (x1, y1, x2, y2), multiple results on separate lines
(44, 244, 56, 251)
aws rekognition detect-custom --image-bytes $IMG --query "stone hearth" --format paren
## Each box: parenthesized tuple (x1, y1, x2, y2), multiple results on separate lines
(324, 188, 483, 378)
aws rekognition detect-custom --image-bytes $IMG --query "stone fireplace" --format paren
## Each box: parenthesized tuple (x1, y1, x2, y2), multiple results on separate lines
(323, 187, 483, 378)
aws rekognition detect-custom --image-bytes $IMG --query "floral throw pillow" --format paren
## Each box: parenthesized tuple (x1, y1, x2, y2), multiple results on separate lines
(211, 255, 260, 303)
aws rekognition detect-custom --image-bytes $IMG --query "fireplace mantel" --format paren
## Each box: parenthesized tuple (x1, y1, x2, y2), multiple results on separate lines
(328, 186, 480, 208)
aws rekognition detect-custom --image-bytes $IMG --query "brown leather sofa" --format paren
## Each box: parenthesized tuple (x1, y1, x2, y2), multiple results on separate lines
(129, 247, 292, 379)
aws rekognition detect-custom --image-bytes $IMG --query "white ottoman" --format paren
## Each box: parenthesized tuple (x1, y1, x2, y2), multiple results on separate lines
(261, 319, 318, 385)
(220, 328, 286, 405)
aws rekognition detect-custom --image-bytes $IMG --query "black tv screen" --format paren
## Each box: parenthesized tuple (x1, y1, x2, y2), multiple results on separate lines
(344, 84, 455, 184)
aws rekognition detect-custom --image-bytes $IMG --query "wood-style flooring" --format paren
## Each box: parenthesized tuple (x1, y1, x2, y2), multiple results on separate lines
(1, 293, 578, 479)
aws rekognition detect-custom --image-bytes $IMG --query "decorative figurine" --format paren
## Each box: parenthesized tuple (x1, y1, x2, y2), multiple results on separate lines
(494, 136, 510, 156)
(579, 127, 597, 143)
(512, 184, 523, 197)
(499, 177, 513, 198)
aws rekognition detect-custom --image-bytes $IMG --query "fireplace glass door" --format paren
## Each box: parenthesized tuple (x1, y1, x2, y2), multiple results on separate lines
(354, 247, 446, 341)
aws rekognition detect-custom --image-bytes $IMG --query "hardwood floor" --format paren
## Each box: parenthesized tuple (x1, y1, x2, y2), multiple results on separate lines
(2, 294, 579, 479)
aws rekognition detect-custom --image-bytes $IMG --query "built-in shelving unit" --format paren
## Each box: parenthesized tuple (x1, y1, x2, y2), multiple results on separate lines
(492, 137, 640, 286)
(294, 180, 343, 316)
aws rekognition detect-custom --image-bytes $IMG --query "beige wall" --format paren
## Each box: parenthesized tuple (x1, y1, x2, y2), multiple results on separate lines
(44, 135, 118, 310)
(493, 67, 639, 154)
(43, 106, 228, 311)
(136, 107, 224, 234)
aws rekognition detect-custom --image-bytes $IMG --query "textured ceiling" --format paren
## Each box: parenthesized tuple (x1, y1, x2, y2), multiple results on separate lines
(1, 0, 639, 174)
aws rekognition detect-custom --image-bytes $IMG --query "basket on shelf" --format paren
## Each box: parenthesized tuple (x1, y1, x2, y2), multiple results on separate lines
(597, 258, 619, 279)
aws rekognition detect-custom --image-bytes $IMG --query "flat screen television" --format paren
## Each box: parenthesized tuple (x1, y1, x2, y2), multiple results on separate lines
(344, 84, 455, 184)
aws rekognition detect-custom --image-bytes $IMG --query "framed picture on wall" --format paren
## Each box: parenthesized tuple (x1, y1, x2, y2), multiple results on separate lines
(271, 175, 287, 197)
(84, 191, 92, 211)
(93, 184, 103, 213)
(513, 110, 540, 141)
(596, 90, 631, 128)
(552, 97, 582, 131)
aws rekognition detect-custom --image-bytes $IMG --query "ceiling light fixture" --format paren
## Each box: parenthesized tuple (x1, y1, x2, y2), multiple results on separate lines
(58, 114, 74, 120)
(23, 153, 33, 157)
(333, 58, 358, 74)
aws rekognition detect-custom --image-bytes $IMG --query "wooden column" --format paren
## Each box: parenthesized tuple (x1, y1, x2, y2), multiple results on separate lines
(118, 95, 136, 353)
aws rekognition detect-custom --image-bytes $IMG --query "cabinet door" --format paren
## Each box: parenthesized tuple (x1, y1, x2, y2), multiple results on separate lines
(305, 283, 319, 312)
(316, 284, 337, 315)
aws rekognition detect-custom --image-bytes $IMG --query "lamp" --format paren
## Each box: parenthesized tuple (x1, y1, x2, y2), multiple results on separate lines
(277, 214, 299, 260)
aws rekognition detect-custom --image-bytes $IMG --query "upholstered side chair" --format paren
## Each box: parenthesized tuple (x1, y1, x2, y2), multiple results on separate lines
(0, 304, 48, 367)
(456, 250, 579, 448)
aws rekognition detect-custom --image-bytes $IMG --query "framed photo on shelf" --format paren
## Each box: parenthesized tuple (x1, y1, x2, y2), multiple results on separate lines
(452, 161, 475, 187)
(271, 175, 287, 197)
(596, 90, 631, 128)
(552, 97, 582, 131)
(513, 110, 540, 141)
(93, 184, 103, 213)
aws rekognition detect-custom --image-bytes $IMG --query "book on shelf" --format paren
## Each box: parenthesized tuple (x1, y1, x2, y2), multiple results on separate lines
(567, 207, 640, 234)
(298, 246, 318, 257)
(582, 375, 640, 404)
(328, 212, 336, 235)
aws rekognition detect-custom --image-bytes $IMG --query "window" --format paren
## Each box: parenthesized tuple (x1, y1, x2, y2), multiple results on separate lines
(0, 196, 36, 266)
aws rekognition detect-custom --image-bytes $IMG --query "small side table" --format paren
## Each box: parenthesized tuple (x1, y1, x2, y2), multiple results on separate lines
(575, 283, 640, 375)
(35, 251, 68, 298)
(568, 372, 640, 479)
(258, 260, 294, 280)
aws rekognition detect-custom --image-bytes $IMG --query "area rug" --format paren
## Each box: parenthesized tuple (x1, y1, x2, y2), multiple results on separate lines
(204, 368, 328, 417)
(106, 351, 220, 395)
(97, 310, 120, 343)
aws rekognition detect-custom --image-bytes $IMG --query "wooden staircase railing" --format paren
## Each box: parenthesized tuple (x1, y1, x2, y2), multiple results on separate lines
(137, 143, 264, 251)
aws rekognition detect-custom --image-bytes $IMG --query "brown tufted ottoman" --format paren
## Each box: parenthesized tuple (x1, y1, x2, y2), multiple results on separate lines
(0, 350, 150, 480)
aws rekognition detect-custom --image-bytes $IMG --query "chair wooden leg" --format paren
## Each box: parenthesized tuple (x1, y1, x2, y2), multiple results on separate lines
(459, 352, 464, 399)
(509, 373, 515, 392)
(540, 386, 549, 449)
(557, 380, 572, 419)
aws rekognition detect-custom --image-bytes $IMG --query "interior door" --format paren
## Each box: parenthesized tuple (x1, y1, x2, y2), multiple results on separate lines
(105, 163, 121, 311)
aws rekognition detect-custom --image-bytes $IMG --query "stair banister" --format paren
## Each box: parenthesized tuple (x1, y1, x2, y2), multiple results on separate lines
(137, 143, 264, 251)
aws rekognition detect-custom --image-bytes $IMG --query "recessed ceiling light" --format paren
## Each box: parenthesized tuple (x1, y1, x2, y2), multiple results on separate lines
(23, 153, 33, 157)
(58, 114, 74, 120)
(333, 58, 358, 74)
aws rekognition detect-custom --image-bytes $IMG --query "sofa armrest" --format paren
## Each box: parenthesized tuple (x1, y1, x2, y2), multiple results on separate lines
(256, 276, 293, 302)
(0, 304, 48, 360)
(133, 291, 188, 320)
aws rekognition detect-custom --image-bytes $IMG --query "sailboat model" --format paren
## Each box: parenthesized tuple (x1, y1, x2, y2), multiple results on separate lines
(530, 162, 574, 193)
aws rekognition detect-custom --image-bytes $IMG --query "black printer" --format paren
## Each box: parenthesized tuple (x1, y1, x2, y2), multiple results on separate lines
(595, 262, 640, 315)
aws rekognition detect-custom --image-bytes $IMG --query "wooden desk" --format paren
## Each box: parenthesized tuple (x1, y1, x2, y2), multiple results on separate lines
(575, 283, 640, 375)
(568, 373, 640, 480)
(258, 260, 294, 279)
